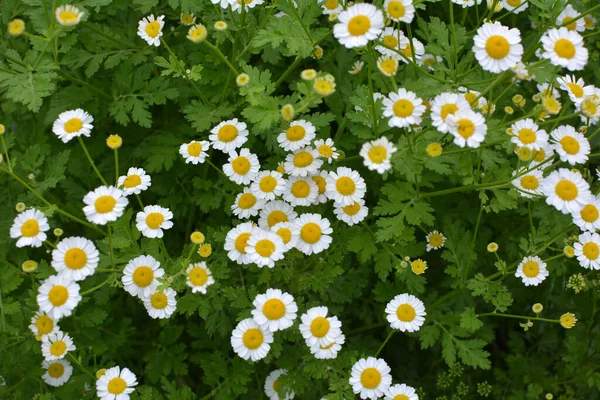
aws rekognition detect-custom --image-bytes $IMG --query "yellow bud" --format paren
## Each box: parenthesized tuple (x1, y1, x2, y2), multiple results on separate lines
(300, 69, 317, 81)
(190, 231, 205, 244)
(236, 73, 250, 87)
(106, 134, 122, 150)
(15, 202, 26, 212)
(281, 104, 295, 122)
(487, 242, 499, 252)
(198, 243, 212, 257)
(426, 143, 443, 157)
(8, 19, 25, 37)
(214, 21, 228, 31)
(504, 106, 514, 115)
(22, 260, 38, 273)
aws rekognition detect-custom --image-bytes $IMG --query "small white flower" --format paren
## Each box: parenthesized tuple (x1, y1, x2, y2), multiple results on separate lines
(271, 222, 300, 252)
(52, 109, 93, 143)
(375, 27, 403, 57)
(299, 306, 342, 347)
(122, 255, 165, 299)
(349, 357, 392, 400)
(246, 229, 286, 268)
(510, 118, 548, 150)
(574, 231, 600, 270)
(284, 147, 323, 177)
(252, 288, 298, 332)
(311, 170, 330, 205)
(501, 0, 527, 13)
(231, 318, 274, 361)
(473, 21, 523, 73)
(550, 125, 590, 165)
(283, 176, 319, 207)
(384, 0, 415, 23)
(541, 168, 591, 214)
(10, 208, 50, 248)
(42, 359, 73, 387)
(258, 200, 297, 229)
(314, 138, 339, 163)
(310, 331, 345, 359)
(515, 255, 549, 286)
(512, 169, 544, 199)
(360, 136, 397, 174)
(37, 275, 81, 320)
(557, 4, 585, 32)
(96, 366, 138, 400)
(447, 109, 487, 148)
(186, 262, 214, 294)
(382, 88, 426, 128)
(557, 75, 594, 104)
(55, 5, 84, 26)
(334, 198, 369, 226)
(541, 27, 588, 71)
(333, 3, 384, 49)
(385, 293, 426, 332)
(117, 167, 151, 195)
(264, 369, 295, 400)
(179, 140, 210, 164)
(385, 383, 419, 400)
(224, 222, 259, 265)
(51, 237, 100, 281)
(41, 331, 76, 361)
(83, 186, 128, 225)
(137, 14, 165, 46)
(572, 197, 600, 232)
(223, 148, 260, 185)
(277, 120, 316, 152)
(326, 167, 366, 206)
(144, 288, 177, 319)
(294, 213, 333, 255)
(29, 311, 59, 338)
(232, 188, 265, 219)
(250, 171, 286, 201)
(209, 118, 249, 153)
(136, 205, 173, 239)
(425, 230, 447, 251)
(430, 92, 471, 134)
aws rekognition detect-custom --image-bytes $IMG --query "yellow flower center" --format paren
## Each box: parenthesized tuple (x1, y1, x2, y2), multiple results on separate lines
(520, 175, 539, 190)
(8, 19, 25, 36)
(393, 99, 414, 117)
(563, 17, 577, 31)
(368, 146, 388, 163)
(259, 176, 278, 193)
(276, 227, 292, 244)
(348, 15, 371, 36)
(50, 340, 67, 356)
(324, 0, 339, 9)
(107, 377, 127, 394)
(238, 193, 257, 209)
(314, 80, 334, 95)
(188, 142, 202, 157)
(427, 143, 443, 157)
(465, 92, 479, 107)
(20, 219, 40, 237)
(560, 136, 580, 155)
(580, 204, 599, 222)
(583, 242, 599, 260)
(291, 181, 310, 198)
(59, 11, 79, 24)
(456, 119, 475, 139)
(518, 128, 536, 144)
(273, 380, 280, 390)
(533, 148, 546, 162)
(387, 1, 405, 18)
(383, 35, 399, 48)
(379, 59, 397, 75)
(343, 202, 361, 216)
(150, 292, 168, 309)
(336, 176, 356, 196)
(318, 144, 333, 158)
(145, 21, 161, 38)
(293, 152, 314, 168)
(485, 35, 510, 59)
(123, 174, 142, 188)
(412, 260, 426, 274)
(300, 222, 322, 244)
(132, 266, 154, 287)
(441, 103, 459, 120)
(232, 156, 251, 175)
(48, 362, 65, 378)
(242, 328, 264, 349)
(64, 248, 87, 270)
(95, 196, 116, 213)
(263, 298, 286, 320)
(312, 176, 326, 194)
(554, 39, 575, 59)
(145, 212, 164, 229)
(555, 180, 578, 201)
(267, 211, 288, 227)
(189, 267, 208, 286)
(199, 244, 212, 257)
(522, 261, 539, 277)
(396, 304, 416, 322)
(566, 83, 584, 98)
(560, 313, 575, 328)
(394, 395, 409, 400)
(48, 286, 68, 306)
(428, 233, 444, 247)
(255, 239, 276, 257)
(286, 125, 306, 141)
(181, 14, 194, 24)
(36, 315, 54, 335)
(583, 99, 598, 116)
(360, 368, 382, 389)
(506, 0, 521, 5)
(218, 125, 238, 142)
(310, 316, 330, 337)
(401, 44, 413, 58)
(235, 232, 251, 253)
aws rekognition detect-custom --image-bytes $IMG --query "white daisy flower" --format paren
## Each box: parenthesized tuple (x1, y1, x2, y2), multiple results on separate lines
(136, 205, 173, 239)
(360, 137, 397, 174)
(541, 168, 591, 214)
(398, 36, 425, 64)
(530, 142, 555, 167)
(83, 186, 128, 225)
(578, 94, 600, 125)
(258, 200, 298, 229)
(509, 118, 548, 150)
(52, 109, 93, 143)
(447, 109, 487, 148)
(252, 288, 298, 332)
(375, 27, 403, 57)
(333, 3, 384, 49)
(311, 171, 330, 205)
(9, 208, 49, 248)
(349, 357, 392, 400)
(117, 167, 151, 196)
(55, 5, 84, 26)
(310, 331, 345, 359)
(294, 213, 333, 255)
(377, 55, 399, 77)
(430, 93, 471, 134)
(572, 197, 600, 232)
(541, 28, 588, 71)
(29, 311, 59, 338)
(224, 148, 260, 185)
(322, 0, 343, 15)
(574, 231, 600, 270)
(186, 262, 214, 294)
(224, 222, 258, 265)
(515, 255, 549, 286)
(314, 138, 339, 163)
(144, 288, 177, 319)
(385, 293, 426, 332)
(326, 167, 366, 206)
(501, 0, 528, 13)
(384, 0, 415, 23)
(557, 5, 585, 32)
(385, 383, 419, 400)
(458, 87, 488, 110)
(473, 22, 523, 73)
(250, 171, 286, 201)
(550, 125, 590, 165)
(96, 366, 138, 400)
(51, 237, 99, 281)
(382, 88, 426, 128)
(37, 275, 81, 320)
(511, 61, 533, 80)
(179, 140, 210, 164)
(232, 188, 265, 219)
(283, 176, 319, 207)
(511, 169, 544, 198)
(425, 230, 446, 251)
(122, 255, 165, 299)
(246, 229, 286, 268)
(299, 306, 342, 347)
(421, 53, 442, 70)
(349, 60, 365, 75)
(231, 318, 274, 362)
(557, 75, 594, 104)
(42, 359, 73, 387)
(42, 331, 76, 361)
(264, 369, 295, 400)
(334, 199, 369, 226)
(284, 147, 323, 177)
(277, 120, 316, 152)
(137, 14, 165, 46)
(271, 222, 300, 252)
(209, 119, 249, 153)
(537, 81, 561, 99)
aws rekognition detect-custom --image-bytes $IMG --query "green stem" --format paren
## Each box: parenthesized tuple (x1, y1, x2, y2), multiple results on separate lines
(207, 159, 227, 178)
(77, 137, 107, 185)
(274, 56, 302, 89)
(113, 149, 119, 186)
(463, 201, 484, 284)
(84, 23, 138, 49)
(67, 353, 96, 380)
(203, 41, 239, 75)
(288, 3, 314, 44)
(81, 275, 113, 296)
(476, 313, 560, 324)
(374, 331, 395, 357)
(0, 135, 13, 172)
(58, 70, 113, 100)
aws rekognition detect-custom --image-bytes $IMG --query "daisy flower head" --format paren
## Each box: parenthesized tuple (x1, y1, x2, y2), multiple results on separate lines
(55, 5, 84, 27)
(530, 142, 555, 167)
(231, 318, 274, 361)
(560, 312, 577, 329)
(179, 140, 210, 164)
(283, 176, 319, 207)
(122, 255, 165, 299)
(209, 118, 249, 153)
(349, 60, 365, 75)
(245, 229, 286, 268)
(96, 366, 138, 400)
(314, 138, 339, 164)
(311, 170, 330, 205)
(375, 27, 403, 57)
(224, 222, 258, 265)
(51, 237, 99, 281)
(277, 120, 316, 152)
(512, 168, 544, 198)
(509, 118, 549, 150)
(426, 230, 446, 251)
(187, 23, 208, 43)
(10, 208, 49, 248)
(572, 197, 600, 232)
(349, 357, 392, 400)
(333, 3, 384, 49)
(557, 75, 593, 104)
(473, 22, 523, 73)
(136, 205, 173, 239)
(224, 148, 260, 185)
(180, 13, 196, 25)
(515, 255, 549, 286)
(137, 14, 165, 46)
(385, 383, 419, 400)
(430, 92, 471, 134)
(421, 53, 442, 70)
(232, 188, 265, 219)
(385, 293, 426, 332)
(294, 213, 333, 255)
(231, 0, 265, 13)
(144, 288, 177, 319)
(258, 200, 297, 229)
(37, 275, 81, 320)
(584, 15, 597, 31)
(557, 5, 584, 32)
(326, 167, 366, 206)
(447, 109, 487, 148)
(501, 0, 528, 13)
(299, 306, 342, 347)
(512, 61, 533, 81)
(382, 88, 426, 128)
(322, 0, 343, 15)
(264, 369, 295, 400)
(334, 198, 369, 226)
(384, 0, 415, 23)
(52, 109, 93, 143)
(313, 74, 337, 96)
(398, 36, 425, 63)
(29, 311, 59, 338)
(83, 186, 128, 225)
(271, 222, 300, 251)
(574, 231, 600, 270)
(252, 288, 298, 332)
(186, 262, 214, 294)
(311, 331, 345, 359)
(117, 167, 151, 195)
(541, 168, 591, 214)
(541, 28, 588, 71)
(42, 331, 75, 361)
(284, 147, 323, 177)
(42, 359, 73, 387)
(550, 125, 590, 165)
(377, 55, 399, 77)
(578, 94, 600, 125)
(360, 136, 397, 174)
(7, 19, 25, 36)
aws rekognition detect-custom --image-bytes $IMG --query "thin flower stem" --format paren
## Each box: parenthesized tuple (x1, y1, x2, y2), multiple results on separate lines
(107, 225, 116, 269)
(203, 41, 239, 75)
(77, 137, 107, 185)
(207, 159, 227, 178)
(449, 1, 457, 76)
(0, 135, 13, 172)
(288, 3, 314, 45)
(374, 331, 395, 357)
(44, 240, 56, 249)
(236, 0, 279, 59)
(84, 23, 139, 49)
(136, 194, 144, 209)
(58, 70, 113, 100)
(81, 275, 114, 296)
(114, 149, 119, 186)
(476, 313, 560, 324)
(67, 353, 96, 379)
(463, 201, 484, 284)
(274, 56, 303, 89)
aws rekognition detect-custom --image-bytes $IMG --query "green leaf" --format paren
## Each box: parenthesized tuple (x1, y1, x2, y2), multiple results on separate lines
(460, 307, 483, 333)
